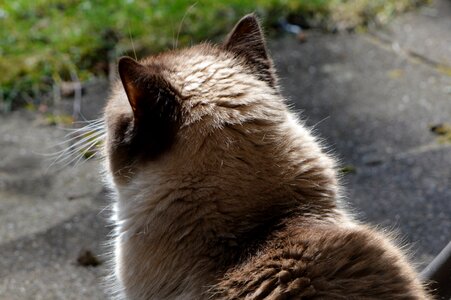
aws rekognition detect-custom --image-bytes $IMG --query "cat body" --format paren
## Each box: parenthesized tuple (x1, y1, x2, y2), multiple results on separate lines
(103, 14, 429, 299)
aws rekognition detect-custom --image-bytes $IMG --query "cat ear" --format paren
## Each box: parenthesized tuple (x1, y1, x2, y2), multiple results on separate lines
(118, 56, 147, 118)
(118, 56, 180, 156)
(224, 14, 277, 87)
(118, 56, 180, 124)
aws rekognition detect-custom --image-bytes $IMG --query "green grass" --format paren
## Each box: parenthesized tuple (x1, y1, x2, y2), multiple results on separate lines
(0, 0, 425, 111)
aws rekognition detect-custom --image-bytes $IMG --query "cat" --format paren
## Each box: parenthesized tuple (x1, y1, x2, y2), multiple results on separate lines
(102, 14, 430, 299)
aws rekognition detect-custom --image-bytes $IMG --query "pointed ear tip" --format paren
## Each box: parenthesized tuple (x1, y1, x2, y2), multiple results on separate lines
(118, 57, 144, 79)
(242, 13, 258, 20)
(118, 56, 136, 67)
(239, 13, 260, 25)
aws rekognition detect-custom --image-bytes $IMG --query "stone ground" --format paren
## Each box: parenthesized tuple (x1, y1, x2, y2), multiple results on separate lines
(0, 0, 450, 298)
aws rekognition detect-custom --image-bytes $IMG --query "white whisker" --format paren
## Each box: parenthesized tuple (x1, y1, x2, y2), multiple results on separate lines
(49, 130, 105, 158)
(38, 130, 105, 158)
(73, 138, 101, 167)
(54, 138, 101, 169)
(175, 2, 197, 49)
(48, 128, 105, 148)
(44, 118, 106, 171)
(72, 118, 104, 124)
(128, 25, 137, 61)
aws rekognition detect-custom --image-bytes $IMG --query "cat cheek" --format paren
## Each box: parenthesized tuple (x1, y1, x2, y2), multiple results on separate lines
(105, 116, 137, 181)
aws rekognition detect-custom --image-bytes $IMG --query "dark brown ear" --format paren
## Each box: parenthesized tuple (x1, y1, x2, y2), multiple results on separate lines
(224, 14, 276, 87)
(118, 57, 179, 121)
(117, 56, 180, 156)
(118, 56, 147, 118)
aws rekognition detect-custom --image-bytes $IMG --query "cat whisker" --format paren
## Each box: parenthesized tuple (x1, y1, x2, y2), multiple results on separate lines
(72, 117, 104, 124)
(128, 25, 137, 61)
(311, 116, 331, 130)
(38, 128, 105, 159)
(54, 119, 103, 131)
(51, 129, 105, 157)
(174, 2, 197, 49)
(72, 138, 102, 167)
(57, 125, 103, 135)
(65, 123, 105, 133)
(49, 118, 104, 132)
(54, 138, 103, 169)
(49, 128, 105, 148)
(66, 124, 105, 141)
(45, 128, 105, 170)
(65, 128, 105, 145)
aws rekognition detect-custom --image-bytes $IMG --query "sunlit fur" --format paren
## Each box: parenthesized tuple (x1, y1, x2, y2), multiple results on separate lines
(102, 15, 429, 300)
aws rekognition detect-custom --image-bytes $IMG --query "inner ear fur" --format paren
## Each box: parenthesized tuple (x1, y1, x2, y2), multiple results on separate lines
(224, 14, 277, 88)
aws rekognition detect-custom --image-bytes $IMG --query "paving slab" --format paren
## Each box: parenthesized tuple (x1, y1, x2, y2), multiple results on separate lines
(379, 0, 451, 67)
(273, 33, 451, 166)
(346, 147, 451, 266)
(0, 111, 109, 299)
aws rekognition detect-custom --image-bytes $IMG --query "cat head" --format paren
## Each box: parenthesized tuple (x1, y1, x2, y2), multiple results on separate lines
(105, 15, 280, 179)
(104, 14, 338, 208)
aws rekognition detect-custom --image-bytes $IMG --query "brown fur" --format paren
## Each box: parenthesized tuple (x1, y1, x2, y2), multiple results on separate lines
(103, 14, 430, 299)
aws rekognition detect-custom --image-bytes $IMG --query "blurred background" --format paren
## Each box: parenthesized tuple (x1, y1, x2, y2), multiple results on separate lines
(0, 0, 450, 299)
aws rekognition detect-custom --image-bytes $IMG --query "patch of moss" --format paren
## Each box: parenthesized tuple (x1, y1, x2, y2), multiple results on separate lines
(437, 65, 451, 77)
(387, 69, 404, 79)
(430, 123, 451, 144)
(78, 131, 103, 159)
(44, 113, 74, 126)
(340, 165, 357, 174)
